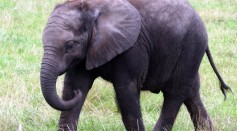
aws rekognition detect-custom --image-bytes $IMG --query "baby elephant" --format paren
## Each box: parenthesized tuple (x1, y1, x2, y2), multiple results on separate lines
(40, 0, 231, 130)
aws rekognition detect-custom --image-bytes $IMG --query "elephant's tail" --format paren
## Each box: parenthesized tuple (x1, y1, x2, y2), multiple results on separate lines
(206, 46, 232, 100)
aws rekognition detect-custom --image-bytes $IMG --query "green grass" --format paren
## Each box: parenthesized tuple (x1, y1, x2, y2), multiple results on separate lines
(0, 0, 236, 130)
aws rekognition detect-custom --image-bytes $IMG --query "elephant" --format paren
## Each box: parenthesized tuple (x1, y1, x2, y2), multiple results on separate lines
(40, 0, 231, 130)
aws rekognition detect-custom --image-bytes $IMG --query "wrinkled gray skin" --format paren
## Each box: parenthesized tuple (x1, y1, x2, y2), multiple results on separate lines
(41, 0, 230, 130)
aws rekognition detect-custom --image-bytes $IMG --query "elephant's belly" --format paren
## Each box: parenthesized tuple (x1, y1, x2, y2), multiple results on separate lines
(141, 53, 181, 94)
(141, 75, 165, 94)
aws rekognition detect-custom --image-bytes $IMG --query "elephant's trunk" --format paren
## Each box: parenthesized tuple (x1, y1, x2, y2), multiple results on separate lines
(40, 55, 81, 111)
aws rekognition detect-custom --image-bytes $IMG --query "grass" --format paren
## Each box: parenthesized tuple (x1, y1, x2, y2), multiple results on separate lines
(0, 0, 236, 130)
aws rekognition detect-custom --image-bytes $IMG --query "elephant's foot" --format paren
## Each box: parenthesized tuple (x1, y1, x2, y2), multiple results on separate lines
(58, 123, 78, 131)
(193, 116, 213, 131)
(58, 110, 79, 131)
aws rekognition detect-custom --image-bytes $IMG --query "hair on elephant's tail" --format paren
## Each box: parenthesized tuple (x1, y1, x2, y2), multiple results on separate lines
(206, 46, 232, 100)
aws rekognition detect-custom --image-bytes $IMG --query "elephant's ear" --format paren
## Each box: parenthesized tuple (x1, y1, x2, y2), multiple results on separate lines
(85, 0, 141, 70)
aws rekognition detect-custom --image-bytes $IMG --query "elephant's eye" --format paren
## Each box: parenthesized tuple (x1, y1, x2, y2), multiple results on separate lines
(65, 41, 77, 51)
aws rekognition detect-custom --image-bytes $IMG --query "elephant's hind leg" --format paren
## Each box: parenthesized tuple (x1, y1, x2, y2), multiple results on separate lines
(184, 74, 213, 131)
(153, 30, 209, 130)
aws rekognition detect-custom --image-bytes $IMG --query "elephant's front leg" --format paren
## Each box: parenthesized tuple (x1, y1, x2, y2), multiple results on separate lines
(58, 68, 95, 131)
(114, 79, 144, 131)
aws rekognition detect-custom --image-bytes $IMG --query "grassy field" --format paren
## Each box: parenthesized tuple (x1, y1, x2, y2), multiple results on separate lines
(0, 0, 236, 130)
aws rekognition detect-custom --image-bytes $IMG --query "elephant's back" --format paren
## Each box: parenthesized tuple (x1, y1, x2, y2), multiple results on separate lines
(129, 0, 196, 37)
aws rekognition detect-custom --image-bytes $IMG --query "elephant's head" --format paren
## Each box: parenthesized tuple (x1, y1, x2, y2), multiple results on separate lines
(40, 0, 141, 111)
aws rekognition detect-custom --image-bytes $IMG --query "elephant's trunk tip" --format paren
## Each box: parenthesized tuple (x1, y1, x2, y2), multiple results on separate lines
(46, 89, 82, 111)
(60, 89, 83, 109)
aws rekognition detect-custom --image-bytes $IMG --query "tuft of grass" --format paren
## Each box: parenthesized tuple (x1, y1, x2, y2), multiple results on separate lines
(0, 0, 236, 130)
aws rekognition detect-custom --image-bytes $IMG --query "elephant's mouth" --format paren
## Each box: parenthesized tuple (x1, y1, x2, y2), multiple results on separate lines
(58, 70, 65, 76)
(60, 59, 82, 76)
